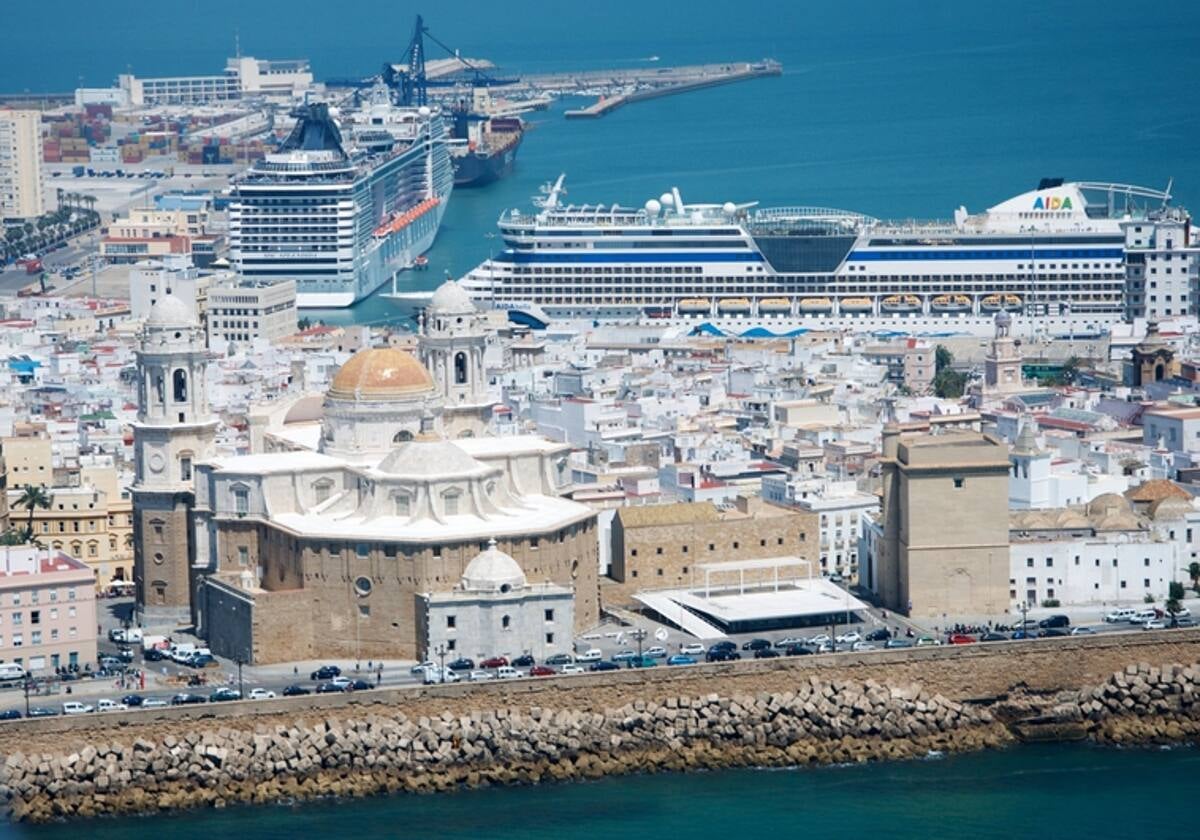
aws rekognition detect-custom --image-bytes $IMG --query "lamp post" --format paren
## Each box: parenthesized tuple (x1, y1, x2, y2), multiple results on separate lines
(1020, 601, 1029, 635)
(435, 643, 447, 684)
(23, 676, 32, 717)
(236, 657, 244, 699)
(630, 628, 647, 668)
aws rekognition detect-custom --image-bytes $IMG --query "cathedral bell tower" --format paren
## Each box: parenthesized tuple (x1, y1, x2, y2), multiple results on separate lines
(131, 296, 217, 628)
(419, 280, 495, 437)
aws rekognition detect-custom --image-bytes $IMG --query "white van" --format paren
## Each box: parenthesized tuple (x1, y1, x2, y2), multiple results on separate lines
(168, 643, 197, 662)
(96, 699, 128, 713)
(0, 663, 26, 682)
(495, 665, 523, 679)
(1129, 609, 1158, 624)
(1104, 608, 1137, 623)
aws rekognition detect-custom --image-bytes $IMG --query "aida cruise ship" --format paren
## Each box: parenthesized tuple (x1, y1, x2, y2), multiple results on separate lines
(459, 177, 1191, 334)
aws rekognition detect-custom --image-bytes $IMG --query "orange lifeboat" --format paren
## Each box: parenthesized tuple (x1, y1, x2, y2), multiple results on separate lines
(373, 197, 441, 238)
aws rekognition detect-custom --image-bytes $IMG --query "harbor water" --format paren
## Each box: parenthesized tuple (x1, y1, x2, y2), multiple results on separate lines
(8, 744, 1199, 838)
(4, 1, 1199, 327)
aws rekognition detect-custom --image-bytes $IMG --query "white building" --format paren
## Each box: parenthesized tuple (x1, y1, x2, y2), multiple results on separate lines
(206, 279, 297, 349)
(128, 255, 225, 324)
(1123, 213, 1199, 320)
(117, 57, 313, 106)
(1007, 419, 1090, 509)
(0, 109, 45, 221)
(762, 475, 878, 579)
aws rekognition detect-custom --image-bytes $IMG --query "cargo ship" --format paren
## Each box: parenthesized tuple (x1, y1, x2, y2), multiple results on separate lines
(449, 89, 524, 187)
(460, 176, 1189, 336)
(228, 93, 453, 308)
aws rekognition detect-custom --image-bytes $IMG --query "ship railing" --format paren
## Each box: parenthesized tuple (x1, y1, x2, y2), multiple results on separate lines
(754, 206, 878, 225)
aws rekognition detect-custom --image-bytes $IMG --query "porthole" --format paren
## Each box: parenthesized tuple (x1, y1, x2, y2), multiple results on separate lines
(354, 576, 373, 597)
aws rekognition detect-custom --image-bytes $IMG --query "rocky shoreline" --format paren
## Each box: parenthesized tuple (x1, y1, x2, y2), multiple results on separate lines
(2, 660, 1199, 823)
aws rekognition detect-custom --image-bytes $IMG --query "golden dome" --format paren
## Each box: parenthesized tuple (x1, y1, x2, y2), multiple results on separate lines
(327, 347, 434, 401)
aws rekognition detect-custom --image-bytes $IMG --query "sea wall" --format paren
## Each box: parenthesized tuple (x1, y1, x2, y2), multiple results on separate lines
(2, 632, 1199, 823)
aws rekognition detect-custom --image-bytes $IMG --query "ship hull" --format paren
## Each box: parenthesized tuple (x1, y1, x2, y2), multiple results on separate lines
(453, 136, 521, 187)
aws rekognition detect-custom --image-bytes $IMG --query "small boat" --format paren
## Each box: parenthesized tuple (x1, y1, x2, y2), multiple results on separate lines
(931, 293, 971, 312)
(758, 297, 791, 314)
(799, 297, 833, 313)
(678, 298, 711, 314)
(372, 197, 441, 238)
(881, 294, 921, 313)
(981, 293, 1023, 311)
(717, 297, 752, 314)
(839, 297, 872, 313)
(643, 305, 672, 319)
(413, 255, 429, 270)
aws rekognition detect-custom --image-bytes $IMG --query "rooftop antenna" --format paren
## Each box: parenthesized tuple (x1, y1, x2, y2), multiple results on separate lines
(235, 28, 241, 59)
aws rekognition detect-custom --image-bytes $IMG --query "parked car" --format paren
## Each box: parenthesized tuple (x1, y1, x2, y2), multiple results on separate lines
(1038, 614, 1071, 629)
(807, 634, 831, 646)
(865, 628, 892, 642)
(447, 658, 475, 672)
(170, 693, 207, 705)
(589, 661, 620, 672)
(979, 632, 1009, 642)
(643, 646, 668, 659)
(710, 640, 737, 652)
(529, 665, 556, 677)
(754, 648, 780, 659)
(315, 682, 345, 694)
(122, 694, 145, 706)
(143, 648, 165, 662)
(742, 638, 773, 651)
(141, 698, 169, 709)
(27, 707, 59, 717)
(0, 709, 21, 720)
(628, 655, 657, 668)
(884, 639, 915, 649)
(574, 648, 602, 662)
(410, 661, 436, 674)
(346, 679, 372, 691)
(188, 654, 217, 669)
(706, 648, 741, 663)
(835, 631, 861, 645)
(209, 688, 241, 703)
(1010, 629, 1039, 640)
(679, 643, 706, 656)
(915, 636, 941, 646)
(560, 664, 585, 675)
(310, 665, 341, 681)
(785, 644, 814, 656)
(96, 699, 127, 713)
(1128, 609, 1157, 624)
(511, 654, 536, 668)
(468, 670, 495, 682)
(1069, 627, 1095, 636)
(773, 636, 807, 649)
(948, 634, 976, 645)
(329, 676, 353, 689)
(480, 656, 508, 669)
(495, 666, 523, 679)
(612, 650, 638, 662)
(248, 688, 276, 700)
(851, 641, 877, 651)
(1040, 628, 1069, 637)
(1104, 608, 1138, 623)
(422, 667, 461, 685)
(545, 653, 574, 666)
(282, 684, 311, 696)
(62, 701, 94, 715)
(667, 655, 696, 666)
(1143, 619, 1167, 630)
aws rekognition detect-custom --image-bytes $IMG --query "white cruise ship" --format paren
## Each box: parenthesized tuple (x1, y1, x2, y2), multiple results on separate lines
(460, 177, 1187, 335)
(229, 94, 453, 308)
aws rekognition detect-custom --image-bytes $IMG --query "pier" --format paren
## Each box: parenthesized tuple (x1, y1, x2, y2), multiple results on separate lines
(557, 61, 782, 118)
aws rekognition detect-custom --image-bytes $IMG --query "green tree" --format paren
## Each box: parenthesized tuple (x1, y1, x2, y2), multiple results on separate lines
(1165, 581, 1186, 626)
(933, 368, 968, 399)
(15, 484, 51, 544)
(935, 345, 953, 373)
(1188, 561, 1200, 594)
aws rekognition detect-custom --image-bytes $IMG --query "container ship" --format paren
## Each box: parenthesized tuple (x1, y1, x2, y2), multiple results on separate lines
(228, 92, 453, 308)
(459, 176, 1189, 335)
(449, 89, 523, 187)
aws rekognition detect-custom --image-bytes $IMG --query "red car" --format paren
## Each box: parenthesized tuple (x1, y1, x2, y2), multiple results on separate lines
(948, 634, 977, 645)
(529, 665, 556, 677)
(480, 656, 508, 669)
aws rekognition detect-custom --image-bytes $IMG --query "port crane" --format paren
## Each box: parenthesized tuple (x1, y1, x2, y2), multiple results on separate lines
(382, 15, 517, 107)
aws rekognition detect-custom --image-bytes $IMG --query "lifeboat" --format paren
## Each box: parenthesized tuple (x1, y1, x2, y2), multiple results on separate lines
(373, 197, 441, 238)
(413, 255, 429, 270)
(931, 294, 971, 312)
(678, 298, 711, 314)
(881, 294, 921, 312)
(839, 297, 872, 313)
(981, 293, 1023, 311)
(799, 297, 833, 313)
(759, 297, 791, 314)
(717, 298, 752, 314)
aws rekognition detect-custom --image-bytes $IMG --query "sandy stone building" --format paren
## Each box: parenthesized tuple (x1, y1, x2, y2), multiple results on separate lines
(874, 429, 1011, 620)
(608, 498, 818, 603)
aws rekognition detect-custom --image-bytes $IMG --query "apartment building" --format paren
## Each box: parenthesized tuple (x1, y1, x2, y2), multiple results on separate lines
(0, 546, 97, 676)
(0, 109, 45, 220)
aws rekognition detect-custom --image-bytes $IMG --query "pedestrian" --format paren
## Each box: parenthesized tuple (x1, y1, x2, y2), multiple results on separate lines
(376, 671, 382, 687)
(293, 665, 298, 676)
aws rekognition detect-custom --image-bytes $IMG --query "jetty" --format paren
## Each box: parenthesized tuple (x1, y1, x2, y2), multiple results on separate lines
(558, 61, 782, 118)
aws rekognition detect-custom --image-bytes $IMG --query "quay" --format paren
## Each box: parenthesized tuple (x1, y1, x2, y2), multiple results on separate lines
(562, 61, 782, 118)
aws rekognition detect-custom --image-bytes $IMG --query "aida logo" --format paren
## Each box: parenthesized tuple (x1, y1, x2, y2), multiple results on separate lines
(1032, 195, 1073, 211)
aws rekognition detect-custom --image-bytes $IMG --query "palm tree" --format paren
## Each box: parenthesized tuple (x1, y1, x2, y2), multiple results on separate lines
(15, 484, 51, 544)
(1189, 561, 1200, 595)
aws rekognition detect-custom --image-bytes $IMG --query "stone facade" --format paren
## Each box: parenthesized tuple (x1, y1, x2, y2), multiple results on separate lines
(876, 429, 1011, 619)
(609, 498, 817, 602)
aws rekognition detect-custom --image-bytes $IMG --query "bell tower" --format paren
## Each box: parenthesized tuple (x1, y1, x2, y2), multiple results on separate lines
(419, 280, 494, 436)
(132, 297, 217, 628)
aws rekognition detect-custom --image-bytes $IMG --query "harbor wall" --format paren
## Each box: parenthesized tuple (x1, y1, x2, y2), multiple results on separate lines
(2, 630, 1199, 823)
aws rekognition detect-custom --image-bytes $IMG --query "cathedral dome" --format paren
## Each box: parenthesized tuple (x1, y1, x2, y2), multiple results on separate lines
(145, 295, 194, 327)
(429, 280, 475, 316)
(327, 347, 435, 401)
(461, 539, 526, 593)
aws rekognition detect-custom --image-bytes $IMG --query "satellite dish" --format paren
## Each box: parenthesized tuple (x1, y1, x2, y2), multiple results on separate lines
(654, 627, 669, 642)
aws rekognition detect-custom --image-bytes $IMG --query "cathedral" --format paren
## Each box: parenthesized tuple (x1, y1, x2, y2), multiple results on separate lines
(132, 281, 600, 664)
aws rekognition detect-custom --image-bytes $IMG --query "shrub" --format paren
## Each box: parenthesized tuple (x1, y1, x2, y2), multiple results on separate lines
(1143, 594, 1156, 604)
(1040, 598, 1060, 608)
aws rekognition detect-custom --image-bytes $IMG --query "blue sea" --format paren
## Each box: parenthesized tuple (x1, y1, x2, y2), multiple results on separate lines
(8, 744, 1200, 838)
(3, 1, 1199, 325)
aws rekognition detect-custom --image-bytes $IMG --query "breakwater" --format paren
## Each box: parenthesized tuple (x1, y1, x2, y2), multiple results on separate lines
(2, 632, 1199, 823)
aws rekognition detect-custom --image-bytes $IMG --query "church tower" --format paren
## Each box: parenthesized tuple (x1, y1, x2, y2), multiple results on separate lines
(419, 280, 494, 437)
(984, 308, 1023, 395)
(132, 296, 217, 628)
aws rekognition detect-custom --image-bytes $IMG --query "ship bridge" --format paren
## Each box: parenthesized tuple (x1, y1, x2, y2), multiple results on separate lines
(748, 206, 873, 274)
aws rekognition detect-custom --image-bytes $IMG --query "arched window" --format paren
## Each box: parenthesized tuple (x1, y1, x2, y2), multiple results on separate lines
(501, 615, 511, 630)
(172, 369, 188, 402)
(454, 352, 468, 385)
(312, 479, 334, 505)
(153, 373, 165, 406)
(179, 451, 193, 482)
(393, 430, 413, 443)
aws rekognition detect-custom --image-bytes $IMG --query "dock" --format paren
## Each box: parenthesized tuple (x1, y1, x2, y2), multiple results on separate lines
(562, 61, 781, 119)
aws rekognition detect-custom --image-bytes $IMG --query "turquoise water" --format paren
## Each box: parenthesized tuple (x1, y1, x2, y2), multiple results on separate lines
(3, 1, 1199, 326)
(8, 744, 1200, 838)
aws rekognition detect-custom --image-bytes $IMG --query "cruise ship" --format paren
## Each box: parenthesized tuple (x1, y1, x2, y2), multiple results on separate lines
(229, 94, 454, 308)
(460, 177, 1186, 335)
